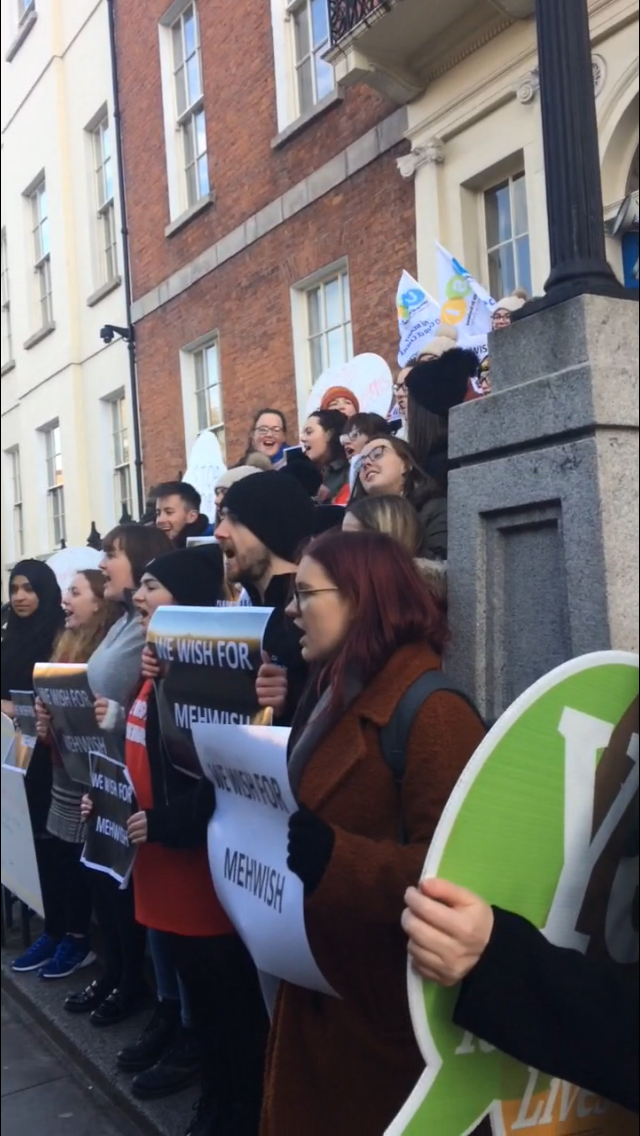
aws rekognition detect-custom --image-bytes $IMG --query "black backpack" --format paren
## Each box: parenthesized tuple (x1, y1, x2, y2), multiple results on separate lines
(379, 671, 485, 843)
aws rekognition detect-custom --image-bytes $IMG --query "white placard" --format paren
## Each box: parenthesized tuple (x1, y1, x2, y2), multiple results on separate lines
(193, 723, 336, 997)
(305, 354, 393, 421)
(46, 547, 103, 594)
(1, 764, 44, 917)
(184, 431, 227, 523)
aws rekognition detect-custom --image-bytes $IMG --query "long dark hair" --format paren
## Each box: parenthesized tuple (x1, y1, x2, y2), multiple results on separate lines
(350, 435, 444, 508)
(304, 530, 448, 712)
(407, 395, 448, 483)
(308, 409, 348, 465)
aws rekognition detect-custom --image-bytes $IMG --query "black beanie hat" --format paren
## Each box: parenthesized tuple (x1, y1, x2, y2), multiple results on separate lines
(145, 544, 224, 608)
(223, 471, 314, 562)
(407, 348, 479, 416)
(312, 505, 346, 536)
(281, 459, 323, 498)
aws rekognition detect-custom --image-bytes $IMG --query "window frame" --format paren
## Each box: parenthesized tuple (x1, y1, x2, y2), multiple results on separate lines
(6, 447, 24, 560)
(159, 0, 210, 219)
(483, 172, 532, 300)
(193, 338, 225, 450)
(29, 179, 53, 329)
(287, 0, 335, 119)
(91, 117, 118, 286)
(1, 229, 13, 369)
(290, 259, 354, 421)
(110, 395, 133, 521)
(43, 422, 66, 548)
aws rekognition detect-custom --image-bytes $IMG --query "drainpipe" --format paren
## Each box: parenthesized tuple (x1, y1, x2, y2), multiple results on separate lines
(107, 0, 145, 519)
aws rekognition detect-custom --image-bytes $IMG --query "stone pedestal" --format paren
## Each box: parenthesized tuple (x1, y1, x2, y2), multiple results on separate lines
(446, 295, 639, 720)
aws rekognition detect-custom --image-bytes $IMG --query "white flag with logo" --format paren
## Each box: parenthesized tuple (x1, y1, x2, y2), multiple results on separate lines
(435, 244, 497, 356)
(396, 271, 441, 368)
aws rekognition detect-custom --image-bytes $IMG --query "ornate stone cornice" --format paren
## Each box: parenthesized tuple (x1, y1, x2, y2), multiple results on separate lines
(516, 53, 608, 104)
(396, 137, 445, 180)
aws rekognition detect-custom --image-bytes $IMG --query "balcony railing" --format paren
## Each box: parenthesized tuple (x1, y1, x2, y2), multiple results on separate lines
(329, 0, 396, 45)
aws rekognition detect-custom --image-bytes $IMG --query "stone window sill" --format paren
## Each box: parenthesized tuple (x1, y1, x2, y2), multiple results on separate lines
(24, 321, 56, 351)
(87, 276, 122, 307)
(1, 359, 16, 377)
(271, 91, 343, 150)
(5, 8, 37, 62)
(165, 194, 215, 239)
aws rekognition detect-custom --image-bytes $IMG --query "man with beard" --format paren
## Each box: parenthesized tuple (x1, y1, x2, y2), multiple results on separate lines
(215, 471, 314, 724)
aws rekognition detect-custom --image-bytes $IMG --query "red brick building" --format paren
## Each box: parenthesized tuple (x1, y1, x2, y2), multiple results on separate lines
(114, 0, 416, 489)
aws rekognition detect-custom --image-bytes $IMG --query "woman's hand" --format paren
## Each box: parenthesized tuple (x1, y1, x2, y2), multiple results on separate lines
(141, 646, 161, 681)
(127, 812, 148, 846)
(94, 697, 110, 727)
(35, 698, 52, 741)
(80, 794, 94, 823)
(1, 700, 15, 720)
(402, 878, 494, 987)
(256, 654, 288, 715)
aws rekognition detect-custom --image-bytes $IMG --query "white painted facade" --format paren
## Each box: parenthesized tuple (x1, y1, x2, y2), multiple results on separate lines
(0, 0, 135, 590)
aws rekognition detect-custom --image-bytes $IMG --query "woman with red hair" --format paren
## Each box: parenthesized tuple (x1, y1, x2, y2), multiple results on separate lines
(260, 531, 486, 1136)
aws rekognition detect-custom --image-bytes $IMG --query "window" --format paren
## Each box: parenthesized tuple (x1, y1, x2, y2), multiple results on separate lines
(92, 118, 118, 284)
(43, 424, 65, 547)
(485, 174, 532, 299)
(1, 230, 12, 368)
(111, 397, 133, 520)
(194, 340, 225, 449)
(304, 268, 353, 382)
(30, 180, 53, 328)
(7, 448, 24, 559)
(289, 0, 334, 115)
(170, 3, 210, 208)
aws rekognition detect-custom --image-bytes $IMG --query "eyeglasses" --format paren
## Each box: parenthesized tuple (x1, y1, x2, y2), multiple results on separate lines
(393, 382, 408, 394)
(255, 426, 284, 437)
(340, 430, 363, 446)
(292, 586, 339, 610)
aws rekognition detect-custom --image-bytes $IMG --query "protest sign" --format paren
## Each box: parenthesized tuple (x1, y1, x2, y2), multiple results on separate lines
(305, 354, 393, 421)
(195, 723, 335, 996)
(1, 764, 44, 916)
(147, 606, 274, 778)
(81, 753, 137, 885)
(184, 430, 226, 523)
(46, 547, 102, 594)
(33, 663, 119, 785)
(388, 651, 639, 1136)
(9, 690, 37, 769)
(1, 713, 16, 766)
(396, 270, 441, 367)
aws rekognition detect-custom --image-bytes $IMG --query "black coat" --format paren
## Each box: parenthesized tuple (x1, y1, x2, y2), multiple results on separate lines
(245, 572, 308, 727)
(455, 906, 639, 1115)
(143, 685, 215, 850)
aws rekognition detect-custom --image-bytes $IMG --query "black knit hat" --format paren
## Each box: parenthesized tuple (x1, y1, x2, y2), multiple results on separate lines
(312, 505, 346, 536)
(223, 471, 314, 562)
(145, 544, 224, 608)
(281, 459, 323, 498)
(407, 348, 479, 416)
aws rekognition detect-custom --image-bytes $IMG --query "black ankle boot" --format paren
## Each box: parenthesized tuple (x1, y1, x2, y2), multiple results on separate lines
(117, 1001, 181, 1071)
(131, 1026, 201, 1099)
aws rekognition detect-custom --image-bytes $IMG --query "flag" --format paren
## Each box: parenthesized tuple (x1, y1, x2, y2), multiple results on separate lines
(435, 243, 497, 348)
(396, 270, 441, 368)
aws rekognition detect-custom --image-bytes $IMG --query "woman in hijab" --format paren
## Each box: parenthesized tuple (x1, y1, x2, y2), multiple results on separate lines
(1, 560, 64, 717)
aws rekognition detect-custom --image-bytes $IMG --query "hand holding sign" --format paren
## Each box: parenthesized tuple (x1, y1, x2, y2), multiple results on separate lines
(256, 652, 288, 716)
(402, 880, 495, 988)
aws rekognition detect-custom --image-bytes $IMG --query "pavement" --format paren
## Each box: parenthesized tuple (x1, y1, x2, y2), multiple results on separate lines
(1, 994, 142, 1135)
(1, 915, 196, 1136)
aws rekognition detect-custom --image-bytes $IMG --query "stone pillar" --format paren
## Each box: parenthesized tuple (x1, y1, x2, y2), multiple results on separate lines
(446, 295, 639, 720)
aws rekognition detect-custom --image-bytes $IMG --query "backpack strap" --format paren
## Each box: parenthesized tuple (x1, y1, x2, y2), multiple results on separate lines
(379, 671, 484, 843)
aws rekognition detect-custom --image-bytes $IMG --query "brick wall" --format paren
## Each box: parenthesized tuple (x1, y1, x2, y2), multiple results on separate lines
(135, 145, 416, 489)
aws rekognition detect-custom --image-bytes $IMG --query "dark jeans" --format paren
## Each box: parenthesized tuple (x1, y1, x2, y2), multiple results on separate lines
(168, 933, 268, 1133)
(89, 869, 147, 997)
(36, 834, 93, 940)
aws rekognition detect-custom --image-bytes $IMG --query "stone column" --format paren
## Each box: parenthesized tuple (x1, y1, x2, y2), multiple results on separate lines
(446, 295, 639, 719)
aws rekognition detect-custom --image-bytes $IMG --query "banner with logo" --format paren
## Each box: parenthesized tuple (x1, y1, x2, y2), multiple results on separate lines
(9, 690, 37, 770)
(147, 606, 274, 779)
(396, 270, 441, 368)
(194, 722, 335, 996)
(388, 651, 639, 1135)
(1, 765, 44, 916)
(33, 663, 120, 786)
(435, 243, 497, 365)
(81, 753, 137, 885)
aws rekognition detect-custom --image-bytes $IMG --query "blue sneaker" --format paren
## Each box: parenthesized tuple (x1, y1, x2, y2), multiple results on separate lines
(39, 935, 97, 980)
(12, 933, 59, 973)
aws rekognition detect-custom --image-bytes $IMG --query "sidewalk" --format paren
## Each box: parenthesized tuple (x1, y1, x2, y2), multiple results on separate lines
(1, 995, 142, 1136)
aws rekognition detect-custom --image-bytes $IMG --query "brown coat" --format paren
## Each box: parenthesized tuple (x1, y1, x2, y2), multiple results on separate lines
(261, 642, 487, 1136)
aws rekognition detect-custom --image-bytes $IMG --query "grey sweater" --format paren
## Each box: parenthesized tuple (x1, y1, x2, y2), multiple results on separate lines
(87, 610, 145, 726)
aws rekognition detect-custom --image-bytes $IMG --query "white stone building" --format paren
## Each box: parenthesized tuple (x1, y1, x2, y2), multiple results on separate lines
(0, 0, 136, 590)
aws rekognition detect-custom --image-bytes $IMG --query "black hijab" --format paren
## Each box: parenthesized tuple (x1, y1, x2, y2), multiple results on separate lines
(1, 560, 64, 699)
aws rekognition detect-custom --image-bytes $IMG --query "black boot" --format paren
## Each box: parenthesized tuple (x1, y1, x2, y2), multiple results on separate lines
(117, 1001, 181, 1072)
(131, 1026, 201, 1099)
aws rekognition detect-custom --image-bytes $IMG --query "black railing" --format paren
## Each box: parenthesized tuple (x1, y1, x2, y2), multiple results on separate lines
(329, 0, 394, 45)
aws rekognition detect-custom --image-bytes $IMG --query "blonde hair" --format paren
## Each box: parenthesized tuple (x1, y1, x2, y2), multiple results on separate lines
(345, 496, 422, 557)
(52, 570, 121, 664)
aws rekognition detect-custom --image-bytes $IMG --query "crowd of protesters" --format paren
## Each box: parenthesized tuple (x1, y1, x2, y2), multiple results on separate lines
(1, 304, 637, 1136)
